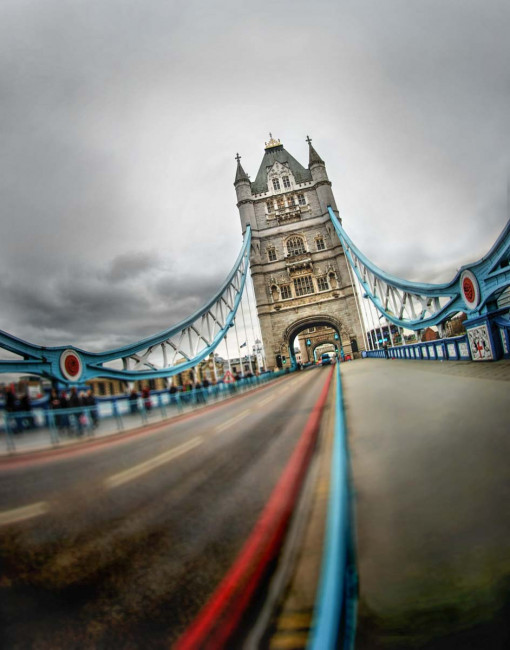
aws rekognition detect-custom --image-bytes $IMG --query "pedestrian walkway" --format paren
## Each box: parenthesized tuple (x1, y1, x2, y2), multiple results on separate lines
(0, 373, 292, 457)
(0, 407, 167, 456)
(344, 358, 510, 648)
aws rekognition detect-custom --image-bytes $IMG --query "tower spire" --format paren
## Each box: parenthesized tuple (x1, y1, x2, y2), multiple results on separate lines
(306, 135, 324, 166)
(234, 153, 250, 184)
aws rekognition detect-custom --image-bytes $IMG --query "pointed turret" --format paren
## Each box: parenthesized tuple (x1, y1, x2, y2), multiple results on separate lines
(307, 135, 324, 166)
(233, 153, 255, 235)
(234, 153, 250, 185)
(305, 136, 337, 214)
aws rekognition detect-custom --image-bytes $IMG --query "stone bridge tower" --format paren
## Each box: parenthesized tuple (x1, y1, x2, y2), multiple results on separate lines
(235, 135, 365, 370)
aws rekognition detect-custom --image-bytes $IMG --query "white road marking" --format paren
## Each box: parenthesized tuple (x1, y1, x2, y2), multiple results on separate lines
(257, 372, 309, 407)
(0, 501, 49, 526)
(214, 409, 252, 433)
(104, 436, 202, 489)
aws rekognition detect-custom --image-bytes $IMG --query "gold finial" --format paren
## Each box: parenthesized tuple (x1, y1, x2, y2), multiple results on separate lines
(265, 132, 281, 149)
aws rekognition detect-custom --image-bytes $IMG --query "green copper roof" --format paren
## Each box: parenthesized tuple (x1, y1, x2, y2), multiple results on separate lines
(251, 145, 312, 194)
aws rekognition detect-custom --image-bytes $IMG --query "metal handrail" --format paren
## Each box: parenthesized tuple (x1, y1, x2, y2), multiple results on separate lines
(308, 362, 357, 649)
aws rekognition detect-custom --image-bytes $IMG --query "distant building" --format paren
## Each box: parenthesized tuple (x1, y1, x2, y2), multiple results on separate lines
(421, 327, 439, 342)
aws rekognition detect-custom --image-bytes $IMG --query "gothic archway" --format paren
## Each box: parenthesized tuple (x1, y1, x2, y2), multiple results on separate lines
(312, 339, 338, 361)
(282, 314, 344, 367)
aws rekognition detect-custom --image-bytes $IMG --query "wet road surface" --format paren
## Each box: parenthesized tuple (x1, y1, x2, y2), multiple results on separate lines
(0, 368, 330, 649)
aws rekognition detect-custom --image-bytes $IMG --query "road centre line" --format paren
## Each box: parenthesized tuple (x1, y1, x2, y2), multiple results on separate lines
(258, 372, 310, 406)
(104, 436, 202, 489)
(0, 501, 49, 527)
(214, 409, 252, 433)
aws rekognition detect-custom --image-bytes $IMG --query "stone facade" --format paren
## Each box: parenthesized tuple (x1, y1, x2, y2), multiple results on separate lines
(234, 136, 365, 370)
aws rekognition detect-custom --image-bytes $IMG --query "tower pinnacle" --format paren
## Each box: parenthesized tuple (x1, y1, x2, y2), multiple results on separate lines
(234, 153, 250, 184)
(306, 135, 324, 166)
(265, 133, 282, 150)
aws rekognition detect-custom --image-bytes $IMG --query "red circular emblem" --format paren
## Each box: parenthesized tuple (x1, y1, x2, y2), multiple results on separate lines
(60, 349, 83, 381)
(64, 354, 81, 377)
(462, 277, 475, 303)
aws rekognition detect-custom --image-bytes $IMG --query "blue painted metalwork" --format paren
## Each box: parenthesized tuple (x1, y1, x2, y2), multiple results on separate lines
(1, 367, 293, 453)
(363, 335, 472, 361)
(328, 207, 510, 330)
(494, 314, 510, 358)
(0, 227, 251, 384)
(308, 362, 357, 650)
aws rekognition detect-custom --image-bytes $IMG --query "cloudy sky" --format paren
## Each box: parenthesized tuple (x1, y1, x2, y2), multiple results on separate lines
(1, 0, 509, 354)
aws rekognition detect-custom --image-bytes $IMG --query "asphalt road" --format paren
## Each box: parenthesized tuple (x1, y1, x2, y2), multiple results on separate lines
(0, 368, 330, 649)
(344, 359, 510, 649)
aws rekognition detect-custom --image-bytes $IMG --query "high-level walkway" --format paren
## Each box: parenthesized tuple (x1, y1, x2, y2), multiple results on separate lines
(344, 358, 510, 648)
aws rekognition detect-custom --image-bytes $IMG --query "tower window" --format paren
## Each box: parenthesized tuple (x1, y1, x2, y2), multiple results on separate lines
(267, 248, 277, 261)
(293, 275, 314, 296)
(297, 193, 306, 206)
(316, 237, 326, 251)
(266, 201, 274, 213)
(272, 178, 281, 191)
(277, 197, 285, 210)
(287, 236, 306, 257)
(317, 276, 329, 291)
(282, 176, 291, 189)
(289, 195, 297, 206)
(280, 284, 291, 300)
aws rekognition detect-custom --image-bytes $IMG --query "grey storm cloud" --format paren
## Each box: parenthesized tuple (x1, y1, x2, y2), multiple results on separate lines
(0, 255, 228, 352)
(0, 0, 509, 358)
(106, 251, 159, 283)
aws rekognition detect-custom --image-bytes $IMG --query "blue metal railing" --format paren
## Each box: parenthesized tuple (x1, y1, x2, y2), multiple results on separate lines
(1, 368, 296, 453)
(362, 335, 472, 361)
(308, 362, 357, 649)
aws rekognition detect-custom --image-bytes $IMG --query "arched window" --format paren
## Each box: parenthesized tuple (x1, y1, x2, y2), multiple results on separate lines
(286, 236, 306, 257)
(282, 176, 291, 189)
(280, 284, 291, 300)
(316, 237, 326, 251)
(272, 178, 281, 191)
(267, 201, 274, 213)
(277, 197, 285, 210)
(267, 247, 277, 262)
(297, 193, 306, 206)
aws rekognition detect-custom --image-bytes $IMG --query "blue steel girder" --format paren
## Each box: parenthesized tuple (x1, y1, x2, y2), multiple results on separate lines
(328, 207, 510, 330)
(0, 227, 252, 384)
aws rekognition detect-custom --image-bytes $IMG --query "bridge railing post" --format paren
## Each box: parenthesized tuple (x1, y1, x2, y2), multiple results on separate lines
(157, 392, 167, 420)
(111, 399, 124, 431)
(3, 412, 15, 453)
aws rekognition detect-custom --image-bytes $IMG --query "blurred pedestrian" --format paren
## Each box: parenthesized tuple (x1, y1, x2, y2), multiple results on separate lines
(69, 387, 83, 435)
(59, 391, 70, 433)
(5, 386, 21, 433)
(19, 392, 35, 430)
(85, 389, 99, 428)
(129, 388, 139, 414)
(168, 383, 178, 405)
(142, 386, 152, 411)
